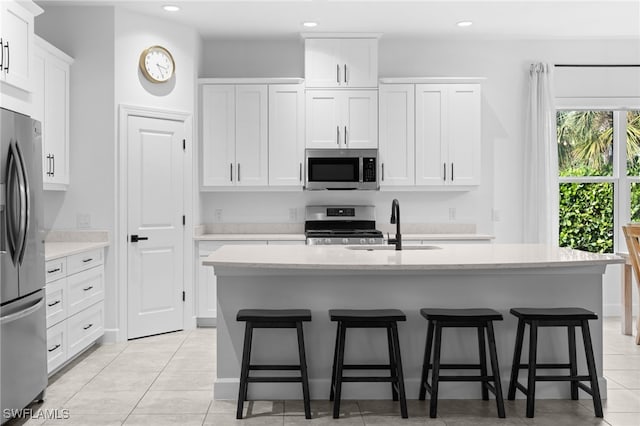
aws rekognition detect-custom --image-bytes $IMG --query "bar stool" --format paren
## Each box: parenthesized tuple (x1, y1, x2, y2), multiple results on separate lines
(507, 307, 603, 418)
(329, 309, 408, 419)
(236, 309, 312, 420)
(418, 308, 506, 419)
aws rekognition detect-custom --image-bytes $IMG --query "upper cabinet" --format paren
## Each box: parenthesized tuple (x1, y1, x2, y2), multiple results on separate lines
(415, 83, 481, 187)
(306, 90, 378, 149)
(268, 84, 304, 187)
(0, 0, 42, 115)
(32, 36, 73, 191)
(304, 37, 378, 89)
(379, 84, 415, 186)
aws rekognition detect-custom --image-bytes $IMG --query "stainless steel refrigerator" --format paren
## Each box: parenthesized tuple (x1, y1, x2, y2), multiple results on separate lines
(0, 107, 46, 423)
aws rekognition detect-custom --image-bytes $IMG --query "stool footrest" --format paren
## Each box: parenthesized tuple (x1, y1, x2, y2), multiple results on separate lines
(341, 376, 394, 383)
(247, 376, 302, 383)
(437, 375, 495, 382)
(535, 375, 591, 382)
(342, 364, 391, 370)
(517, 363, 572, 369)
(428, 363, 484, 370)
(250, 365, 300, 371)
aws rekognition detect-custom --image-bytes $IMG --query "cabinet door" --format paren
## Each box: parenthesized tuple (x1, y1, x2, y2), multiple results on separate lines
(0, 0, 34, 91)
(201, 84, 235, 186)
(339, 39, 378, 88)
(448, 84, 481, 186)
(269, 84, 304, 187)
(304, 38, 342, 88)
(305, 90, 341, 149)
(379, 84, 414, 186)
(415, 84, 447, 186)
(343, 90, 378, 149)
(43, 53, 70, 188)
(235, 84, 268, 186)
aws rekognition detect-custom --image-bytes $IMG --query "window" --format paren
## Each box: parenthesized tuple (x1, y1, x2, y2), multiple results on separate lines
(558, 110, 640, 253)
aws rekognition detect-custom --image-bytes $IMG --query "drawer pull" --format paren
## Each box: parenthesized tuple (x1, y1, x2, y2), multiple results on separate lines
(47, 344, 61, 353)
(47, 267, 61, 274)
(83, 323, 93, 330)
(83, 286, 93, 292)
(47, 300, 61, 308)
(82, 258, 93, 263)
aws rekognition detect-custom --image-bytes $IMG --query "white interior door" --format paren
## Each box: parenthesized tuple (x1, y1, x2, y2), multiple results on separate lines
(127, 115, 185, 339)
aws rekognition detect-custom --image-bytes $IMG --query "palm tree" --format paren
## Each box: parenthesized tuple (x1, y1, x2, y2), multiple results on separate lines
(557, 111, 613, 175)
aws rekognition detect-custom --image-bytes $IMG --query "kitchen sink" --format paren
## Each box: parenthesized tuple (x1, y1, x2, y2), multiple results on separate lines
(345, 245, 441, 251)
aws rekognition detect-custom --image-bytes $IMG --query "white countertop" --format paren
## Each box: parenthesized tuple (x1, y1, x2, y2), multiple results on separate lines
(45, 241, 110, 261)
(194, 233, 492, 242)
(203, 243, 623, 271)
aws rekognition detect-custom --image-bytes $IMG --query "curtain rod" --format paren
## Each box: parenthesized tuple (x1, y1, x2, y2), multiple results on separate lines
(554, 64, 640, 68)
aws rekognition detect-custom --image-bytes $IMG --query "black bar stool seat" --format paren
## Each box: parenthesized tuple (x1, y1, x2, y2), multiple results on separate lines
(507, 307, 603, 418)
(329, 308, 408, 419)
(419, 308, 506, 419)
(236, 309, 312, 420)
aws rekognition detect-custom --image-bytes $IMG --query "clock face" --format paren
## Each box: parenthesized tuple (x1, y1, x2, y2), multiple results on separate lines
(140, 46, 175, 83)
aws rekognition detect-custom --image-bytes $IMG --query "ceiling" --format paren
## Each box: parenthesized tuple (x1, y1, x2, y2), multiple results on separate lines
(37, 0, 640, 40)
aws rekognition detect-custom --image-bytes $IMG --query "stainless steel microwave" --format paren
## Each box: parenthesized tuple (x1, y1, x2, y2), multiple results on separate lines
(305, 149, 378, 190)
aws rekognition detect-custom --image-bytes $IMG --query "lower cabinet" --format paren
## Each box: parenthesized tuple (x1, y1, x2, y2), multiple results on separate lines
(45, 248, 105, 375)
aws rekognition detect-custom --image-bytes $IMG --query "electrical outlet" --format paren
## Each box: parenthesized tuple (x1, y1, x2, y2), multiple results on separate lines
(492, 209, 501, 222)
(77, 213, 91, 229)
(448, 207, 456, 221)
(289, 208, 297, 222)
(214, 209, 223, 222)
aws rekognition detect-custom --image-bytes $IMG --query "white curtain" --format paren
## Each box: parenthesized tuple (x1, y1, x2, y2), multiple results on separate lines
(523, 63, 559, 244)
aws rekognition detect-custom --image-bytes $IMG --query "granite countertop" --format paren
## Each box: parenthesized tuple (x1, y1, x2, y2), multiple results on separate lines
(44, 230, 110, 261)
(203, 243, 623, 271)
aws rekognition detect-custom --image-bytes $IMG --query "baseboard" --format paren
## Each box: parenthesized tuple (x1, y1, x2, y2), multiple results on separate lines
(197, 317, 217, 327)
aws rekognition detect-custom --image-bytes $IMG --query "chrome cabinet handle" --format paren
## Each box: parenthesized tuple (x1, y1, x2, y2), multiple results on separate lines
(451, 163, 454, 181)
(51, 154, 55, 177)
(0, 38, 3, 70)
(83, 286, 93, 292)
(4, 40, 9, 72)
(344, 64, 347, 83)
(344, 126, 348, 146)
(382, 163, 385, 181)
(336, 126, 340, 145)
(47, 300, 61, 308)
(48, 344, 61, 353)
(443, 163, 446, 181)
(230, 163, 233, 182)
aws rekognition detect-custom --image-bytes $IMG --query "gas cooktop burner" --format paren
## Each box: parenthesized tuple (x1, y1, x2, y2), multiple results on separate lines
(304, 205, 385, 245)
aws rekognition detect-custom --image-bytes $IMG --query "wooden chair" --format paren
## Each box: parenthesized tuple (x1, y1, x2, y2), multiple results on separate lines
(621, 224, 640, 344)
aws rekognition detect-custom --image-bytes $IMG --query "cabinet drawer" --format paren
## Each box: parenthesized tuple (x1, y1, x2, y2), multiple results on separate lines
(45, 278, 67, 327)
(67, 302, 104, 359)
(46, 321, 67, 375)
(45, 258, 66, 283)
(67, 267, 104, 316)
(67, 249, 104, 275)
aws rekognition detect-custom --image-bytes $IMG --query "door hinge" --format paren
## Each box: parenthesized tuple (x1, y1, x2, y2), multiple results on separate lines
(182, 291, 185, 302)
(182, 215, 185, 226)
(183, 139, 186, 151)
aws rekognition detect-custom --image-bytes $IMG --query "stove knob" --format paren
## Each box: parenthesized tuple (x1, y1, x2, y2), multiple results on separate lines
(359, 238, 366, 245)
(342, 238, 349, 244)
(369, 238, 376, 244)
(324, 238, 331, 245)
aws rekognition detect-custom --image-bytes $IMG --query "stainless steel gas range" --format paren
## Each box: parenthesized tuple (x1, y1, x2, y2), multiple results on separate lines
(304, 205, 384, 245)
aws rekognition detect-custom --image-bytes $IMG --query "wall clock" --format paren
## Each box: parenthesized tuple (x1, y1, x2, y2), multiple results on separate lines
(139, 45, 175, 83)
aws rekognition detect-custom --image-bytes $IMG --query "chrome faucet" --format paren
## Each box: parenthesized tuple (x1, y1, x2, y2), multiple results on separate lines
(388, 199, 402, 251)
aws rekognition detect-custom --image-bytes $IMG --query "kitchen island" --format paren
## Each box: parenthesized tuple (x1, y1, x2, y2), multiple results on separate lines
(203, 244, 622, 401)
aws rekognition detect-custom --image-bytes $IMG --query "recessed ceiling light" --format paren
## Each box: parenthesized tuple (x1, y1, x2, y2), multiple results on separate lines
(457, 21, 473, 27)
(303, 22, 318, 28)
(163, 5, 180, 12)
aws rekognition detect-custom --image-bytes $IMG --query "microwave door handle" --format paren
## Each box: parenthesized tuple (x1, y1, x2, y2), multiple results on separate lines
(14, 141, 29, 265)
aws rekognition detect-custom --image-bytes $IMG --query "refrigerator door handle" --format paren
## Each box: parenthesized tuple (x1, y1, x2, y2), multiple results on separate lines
(14, 141, 30, 264)
(0, 297, 44, 325)
(6, 143, 19, 263)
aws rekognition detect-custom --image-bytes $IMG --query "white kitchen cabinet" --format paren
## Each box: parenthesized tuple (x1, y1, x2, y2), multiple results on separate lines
(197, 240, 267, 325)
(379, 84, 415, 187)
(200, 84, 268, 187)
(0, 0, 42, 115)
(415, 84, 481, 186)
(45, 247, 105, 375)
(304, 38, 378, 88)
(268, 84, 304, 187)
(306, 90, 378, 149)
(33, 36, 73, 191)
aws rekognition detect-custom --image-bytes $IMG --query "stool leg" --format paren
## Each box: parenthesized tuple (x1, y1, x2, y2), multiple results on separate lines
(332, 322, 347, 419)
(390, 321, 408, 419)
(430, 323, 443, 418)
(329, 322, 340, 402)
(477, 326, 489, 401)
(296, 322, 311, 420)
(580, 320, 604, 418)
(568, 325, 578, 400)
(419, 320, 435, 401)
(486, 321, 506, 419)
(237, 322, 253, 419)
(525, 321, 538, 418)
(387, 326, 399, 401)
(508, 318, 526, 400)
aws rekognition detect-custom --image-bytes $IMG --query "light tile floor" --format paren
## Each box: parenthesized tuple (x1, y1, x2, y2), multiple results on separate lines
(6, 318, 640, 425)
